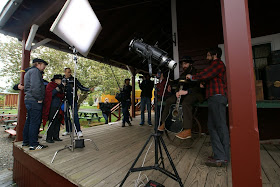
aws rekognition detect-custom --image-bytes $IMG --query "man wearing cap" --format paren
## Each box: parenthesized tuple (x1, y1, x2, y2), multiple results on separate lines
(23, 58, 48, 150)
(42, 74, 64, 143)
(158, 56, 203, 139)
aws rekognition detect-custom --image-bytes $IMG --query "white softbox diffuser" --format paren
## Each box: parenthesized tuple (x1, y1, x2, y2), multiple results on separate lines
(50, 0, 102, 57)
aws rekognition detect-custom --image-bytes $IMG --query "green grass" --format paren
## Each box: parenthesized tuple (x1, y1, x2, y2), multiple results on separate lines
(0, 108, 18, 114)
(79, 105, 97, 109)
(1, 105, 121, 130)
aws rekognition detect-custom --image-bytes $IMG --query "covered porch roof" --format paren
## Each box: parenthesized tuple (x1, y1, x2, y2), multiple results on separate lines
(0, 0, 279, 71)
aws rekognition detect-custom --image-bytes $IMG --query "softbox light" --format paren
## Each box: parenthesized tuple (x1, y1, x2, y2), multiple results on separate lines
(50, 0, 102, 57)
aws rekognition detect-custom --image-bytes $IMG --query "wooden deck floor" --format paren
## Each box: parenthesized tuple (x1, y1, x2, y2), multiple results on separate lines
(13, 115, 280, 187)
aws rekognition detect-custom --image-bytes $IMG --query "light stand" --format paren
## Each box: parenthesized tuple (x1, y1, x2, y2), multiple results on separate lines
(51, 47, 98, 164)
(120, 53, 183, 186)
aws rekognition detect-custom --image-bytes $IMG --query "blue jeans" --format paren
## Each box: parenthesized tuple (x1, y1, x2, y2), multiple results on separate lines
(23, 100, 43, 147)
(207, 95, 230, 161)
(121, 101, 131, 123)
(102, 112, 109, 124)
(65, 101, 81, 132)
(140, 97, 152, 125)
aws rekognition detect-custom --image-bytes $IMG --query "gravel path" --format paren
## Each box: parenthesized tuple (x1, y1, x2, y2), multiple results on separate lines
(0, 127, 14, 171)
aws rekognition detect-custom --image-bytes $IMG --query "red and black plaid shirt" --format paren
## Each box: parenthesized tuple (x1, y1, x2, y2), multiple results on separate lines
(192, 59, 227, 98)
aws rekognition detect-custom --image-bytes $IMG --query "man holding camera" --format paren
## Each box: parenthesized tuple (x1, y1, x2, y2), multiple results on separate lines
(62, 68, 94, 137)
(23, 58, 48, 150)
(42, 74, 64, 143)
(139, 74, 154, 126)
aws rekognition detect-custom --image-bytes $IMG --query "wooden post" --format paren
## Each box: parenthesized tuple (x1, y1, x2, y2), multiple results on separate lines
(220, 0, 262, 186)
(16, 33, 30, 142)
(109, 113, 111, 123)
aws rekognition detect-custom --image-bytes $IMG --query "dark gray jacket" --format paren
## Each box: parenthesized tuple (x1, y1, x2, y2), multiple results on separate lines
(24, 66, 45, 101)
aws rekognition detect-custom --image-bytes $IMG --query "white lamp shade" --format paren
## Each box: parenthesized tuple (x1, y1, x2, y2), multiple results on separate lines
(50, 0, 102, 57)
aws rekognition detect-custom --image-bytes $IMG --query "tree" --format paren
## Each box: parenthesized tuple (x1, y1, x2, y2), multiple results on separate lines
(0, 35, 131, 98)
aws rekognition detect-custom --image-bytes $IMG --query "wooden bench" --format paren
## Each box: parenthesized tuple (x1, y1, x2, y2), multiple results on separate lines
(5, 127, 43, 138)
(194, 100, 280, 109)
(5, 129, 16, 138)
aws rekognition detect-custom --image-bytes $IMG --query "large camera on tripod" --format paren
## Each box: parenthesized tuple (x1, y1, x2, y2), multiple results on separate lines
(61, 77, 75, 93)
(129, 39, 177, 70)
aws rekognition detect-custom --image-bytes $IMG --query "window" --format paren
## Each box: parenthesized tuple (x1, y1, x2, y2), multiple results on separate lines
(252, 43, 271, 80)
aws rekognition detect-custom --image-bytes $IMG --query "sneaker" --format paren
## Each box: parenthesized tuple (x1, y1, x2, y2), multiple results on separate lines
(29, 144, 48, 151)
(122, 123, 125, 127)
(62, 131, 70, 136)
(77, 131, 83, 137)
(157, 123, 165, 131)
(205, 158, 228, 167)
(139, 123, 144, 126)
(175, 129, 192, 139)
(148, 124, 153, 126)
(128, 122, 132, 126)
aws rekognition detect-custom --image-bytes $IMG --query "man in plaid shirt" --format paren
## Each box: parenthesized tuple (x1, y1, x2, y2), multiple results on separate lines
(186, 47, 229, 167)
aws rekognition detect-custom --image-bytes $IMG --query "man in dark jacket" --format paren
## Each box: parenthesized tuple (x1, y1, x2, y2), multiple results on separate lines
(42, 74, 64, 143)
(139, 74, 154, 126)
(23, 58, 48, 150)
(62, 68, 94, 137)
(121, 78, 132, 127)
(158, 56, 203, 139)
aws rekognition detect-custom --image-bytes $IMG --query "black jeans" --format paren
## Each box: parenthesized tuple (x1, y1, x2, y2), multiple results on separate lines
(47, 107, 61, 140)
(121, 100, 131, 123)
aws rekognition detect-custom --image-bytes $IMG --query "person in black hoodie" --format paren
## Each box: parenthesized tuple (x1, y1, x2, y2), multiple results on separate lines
(157, 56, 203, 139)
(139, 74, 154, 126)
(100, 98, 112, 124)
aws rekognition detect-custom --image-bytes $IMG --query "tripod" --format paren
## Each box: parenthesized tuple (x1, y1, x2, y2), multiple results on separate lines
(120, 70, 183, 186)
(51, 47, 98, 164)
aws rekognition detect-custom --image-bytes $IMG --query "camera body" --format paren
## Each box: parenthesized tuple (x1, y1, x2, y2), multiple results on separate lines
(129, 39, 177, 70)
(61, 77, 74, 93)
(62, 77, 74, 85)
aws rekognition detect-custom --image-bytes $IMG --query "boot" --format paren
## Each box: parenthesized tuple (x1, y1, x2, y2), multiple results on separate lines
(175, 129, 192, 139)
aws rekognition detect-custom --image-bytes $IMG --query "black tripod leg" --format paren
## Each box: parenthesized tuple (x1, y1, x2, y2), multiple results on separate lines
(120, 134, 153, 187)
(159, 136, 184, 187)
(157, 136, 165, 169)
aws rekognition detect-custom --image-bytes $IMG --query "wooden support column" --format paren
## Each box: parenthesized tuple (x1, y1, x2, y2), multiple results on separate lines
(220, 0, 262, 186)
(16, 33, 30, 142)
(131, 67, 136, 118)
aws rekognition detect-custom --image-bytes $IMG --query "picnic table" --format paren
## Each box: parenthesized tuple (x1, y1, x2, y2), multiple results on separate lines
(78, 109, 103, 124)
(1, 114, 17, 130)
